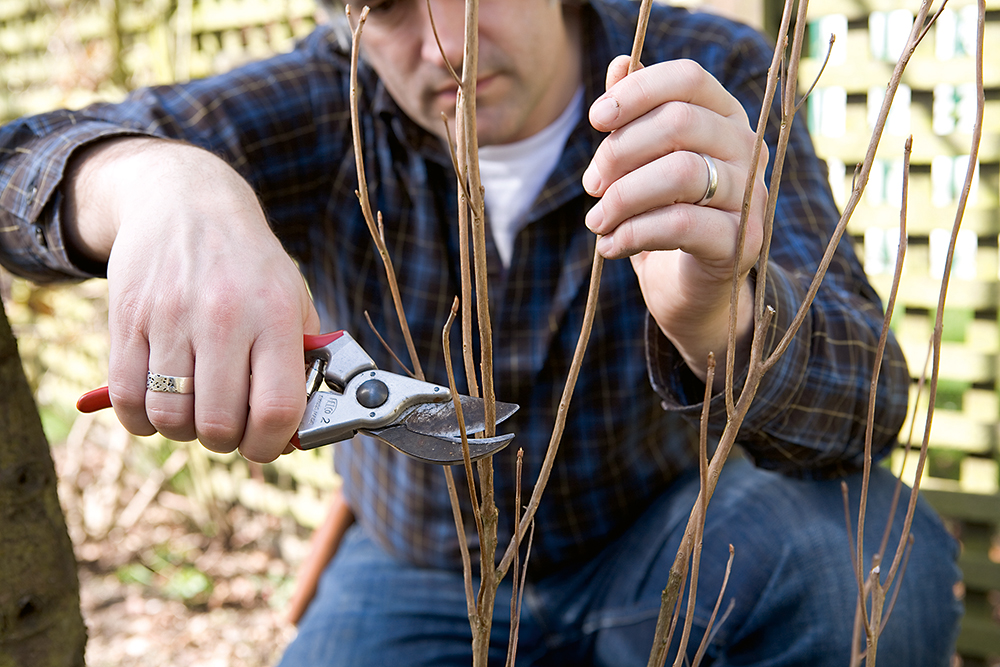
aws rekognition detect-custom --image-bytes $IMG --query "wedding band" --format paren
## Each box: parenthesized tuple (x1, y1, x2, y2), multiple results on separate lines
(146, 372, 194, 394)
(695, 153, 719, 206)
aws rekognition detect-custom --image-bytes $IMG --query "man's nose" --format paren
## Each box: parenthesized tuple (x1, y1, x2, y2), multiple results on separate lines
(419, 1, 464, 71)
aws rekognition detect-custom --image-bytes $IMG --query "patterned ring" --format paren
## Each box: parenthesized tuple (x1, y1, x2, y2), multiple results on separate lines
(695, 153, 720, 206)
(146, 372, 194, 394)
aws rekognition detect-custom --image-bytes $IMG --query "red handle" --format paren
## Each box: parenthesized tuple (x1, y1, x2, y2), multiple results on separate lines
(303, 331, 345, 351)
(77, 386, 112, 413)
(76, 332, 347, 413)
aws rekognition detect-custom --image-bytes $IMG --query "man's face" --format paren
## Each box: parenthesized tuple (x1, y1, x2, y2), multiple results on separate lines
(355, 0, 582, 146)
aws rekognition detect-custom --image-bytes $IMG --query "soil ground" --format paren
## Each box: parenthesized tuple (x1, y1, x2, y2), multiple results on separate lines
(53, 436, 307, 667)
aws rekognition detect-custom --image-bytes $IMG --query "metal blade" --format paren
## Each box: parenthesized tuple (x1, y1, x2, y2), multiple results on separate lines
(400, 395, 519, 439)
(365, 426, 514, 465)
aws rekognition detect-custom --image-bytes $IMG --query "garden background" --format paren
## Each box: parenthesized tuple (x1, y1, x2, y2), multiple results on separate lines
(1, 0, 998, 664)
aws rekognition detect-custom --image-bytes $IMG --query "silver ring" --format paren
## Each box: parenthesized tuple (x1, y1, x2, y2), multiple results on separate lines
(147, 372, 194, 394)
(695, 153, 719, 206)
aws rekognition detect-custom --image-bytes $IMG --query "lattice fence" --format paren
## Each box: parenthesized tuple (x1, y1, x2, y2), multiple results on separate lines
(0, 0, 319, 122)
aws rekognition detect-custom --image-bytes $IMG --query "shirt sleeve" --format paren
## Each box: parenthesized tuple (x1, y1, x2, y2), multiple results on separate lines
(0, 24, 352, 283)
(646, 23, 910, 478)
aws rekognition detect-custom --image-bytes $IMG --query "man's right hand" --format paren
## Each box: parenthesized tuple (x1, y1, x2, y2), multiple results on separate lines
(65, 137, 320, 462)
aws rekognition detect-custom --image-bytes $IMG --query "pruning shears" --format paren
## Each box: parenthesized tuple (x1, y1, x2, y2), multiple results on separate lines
(76, 330, 518, 465)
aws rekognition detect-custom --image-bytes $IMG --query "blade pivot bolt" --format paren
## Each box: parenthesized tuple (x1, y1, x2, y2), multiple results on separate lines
(357, 378, 390, 408)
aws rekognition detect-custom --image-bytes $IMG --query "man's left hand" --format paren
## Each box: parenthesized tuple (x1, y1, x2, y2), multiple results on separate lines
(583, 55, 768, 388)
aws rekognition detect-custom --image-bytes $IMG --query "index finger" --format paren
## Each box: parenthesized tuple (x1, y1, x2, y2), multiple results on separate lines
(589, 59, 746, 133)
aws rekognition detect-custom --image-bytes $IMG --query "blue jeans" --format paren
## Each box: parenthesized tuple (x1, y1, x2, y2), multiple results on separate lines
(280, 457, 962, 666)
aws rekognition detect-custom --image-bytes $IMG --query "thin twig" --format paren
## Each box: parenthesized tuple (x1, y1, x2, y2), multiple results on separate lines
(505, 449, 525, 667)
(691, 545, 735, 667)
(346, 5, 425, 380)
(671, 354, 715, 666)
(917, 1, 951, 44)
(498, 246, 604, 576)
(724, 0, 796, 412)
(426, 0, 462, 87)
(879, 344, 931, 561)
(853, 135, 912, 641)
(876, 534, 914, 634)
(455, 108, 479, 401)
(499, 0, 654, 579)
(628, 0, 654, 72)
(794, 34, 836, 115)
(441, 112, 474, 204)
(444, 466, 478, 622)
(751, 0, 813, 370)
(451, 5, 503, 663)
(844, 485, 869, 664)
(884, 0, 985, 596)
(444, 297, 484, 538)
(458, 0, 495, 434)
(759, 0, 940, 375)
(646, 305, 774, 667)
(364, 311, 415, 378)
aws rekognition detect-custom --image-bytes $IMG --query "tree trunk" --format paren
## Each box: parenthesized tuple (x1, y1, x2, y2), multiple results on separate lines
(0, 296, 87, 667)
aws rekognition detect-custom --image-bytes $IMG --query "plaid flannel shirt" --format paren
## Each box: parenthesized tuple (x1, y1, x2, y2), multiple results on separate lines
(0, 0, 909, 573)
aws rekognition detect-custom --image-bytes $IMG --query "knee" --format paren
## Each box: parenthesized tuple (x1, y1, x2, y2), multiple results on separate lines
(698, 464, 962, 664)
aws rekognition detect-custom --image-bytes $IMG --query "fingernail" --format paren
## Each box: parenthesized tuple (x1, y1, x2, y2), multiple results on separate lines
(591, 94, 620, 127)
(596, 233, 614, 255)
(582, 163, 601, 195)
(586, 201, 604, 232)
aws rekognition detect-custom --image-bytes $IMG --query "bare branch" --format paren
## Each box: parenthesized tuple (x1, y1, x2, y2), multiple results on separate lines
(877, 534, 914, 634)
(628, 0, 654, 72)
(853, 135, 912, 637)
(879, 344, 930, 562)
(917, 1, 951, 44)
(505, 449, 525, 667)
(794, 34, 836, 115)
(671, 354, 715, 666)
(691, 545, 735, 667)
(441, 112, 473, 204)
(364, 311, 415, 378)
(724, 0, 797, 412)
(444, 466, 477, 622)
(884, 0, 985, 596)
(443, 297, 484, 537)
(498, 246, 604, 576)
(499, 0, 654, 580)
(426, 0, 462, 87)
(760, 0, 942, 374)
(346, 4, 425, 380)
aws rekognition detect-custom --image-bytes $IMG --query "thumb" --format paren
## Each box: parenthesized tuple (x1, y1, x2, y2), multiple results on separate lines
(606, 54, 643, 91)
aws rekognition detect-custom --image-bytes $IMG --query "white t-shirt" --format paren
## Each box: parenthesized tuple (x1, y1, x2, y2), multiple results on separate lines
(478, 87, 584, 267)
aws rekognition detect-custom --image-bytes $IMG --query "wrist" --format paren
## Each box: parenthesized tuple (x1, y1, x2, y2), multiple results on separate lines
(63, 137, 168, 263)
(661, 278, 755, 391)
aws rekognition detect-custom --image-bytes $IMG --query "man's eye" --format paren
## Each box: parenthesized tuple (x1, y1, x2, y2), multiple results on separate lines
(367, 0, 398, 14)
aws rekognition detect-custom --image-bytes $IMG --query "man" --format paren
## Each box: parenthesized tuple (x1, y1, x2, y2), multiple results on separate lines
(0, 0, 961, 664)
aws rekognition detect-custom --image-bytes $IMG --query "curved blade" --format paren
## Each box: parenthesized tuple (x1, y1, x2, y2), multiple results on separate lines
(366, 426, 514, 465)
(401, 396, 519, 439)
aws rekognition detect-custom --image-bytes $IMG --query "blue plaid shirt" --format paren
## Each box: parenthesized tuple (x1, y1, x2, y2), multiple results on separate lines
(0, 0, 909, 573)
